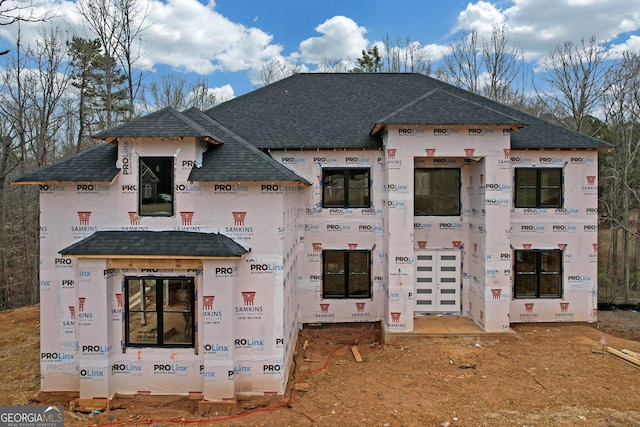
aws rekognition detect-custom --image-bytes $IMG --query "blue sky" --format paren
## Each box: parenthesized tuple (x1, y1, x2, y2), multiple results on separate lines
(1, 0, 640, 102)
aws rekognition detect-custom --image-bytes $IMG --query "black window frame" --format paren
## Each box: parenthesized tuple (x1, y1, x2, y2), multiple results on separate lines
(124, 276, 195, 348)
(414, 168, 461, 216)
(513, 250, 563, 299)
(322, 250, 372, 299)
(138, 156, 174, 217)
(514, 168, 563, 208)
(321, 168, 371, 208)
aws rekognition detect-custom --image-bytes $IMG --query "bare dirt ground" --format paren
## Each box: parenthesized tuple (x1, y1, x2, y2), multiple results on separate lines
(2, 304, 640, 426)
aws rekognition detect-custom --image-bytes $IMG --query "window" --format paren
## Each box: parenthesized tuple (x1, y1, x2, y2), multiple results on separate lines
(515, 168, 562, 208)
(414, 168, 460, 216)
(322, 168, 370, 208)
(514, 250, 562, 298)
(139, 157, 173, 216)
(322, 250, 371, 298)
(125, 277, 194, 347)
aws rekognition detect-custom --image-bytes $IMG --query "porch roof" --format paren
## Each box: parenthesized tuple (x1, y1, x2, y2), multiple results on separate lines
(59, 230, 249, 258)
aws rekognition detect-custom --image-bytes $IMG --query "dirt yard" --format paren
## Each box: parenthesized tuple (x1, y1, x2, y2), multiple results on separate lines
(1, 305, 640, 426)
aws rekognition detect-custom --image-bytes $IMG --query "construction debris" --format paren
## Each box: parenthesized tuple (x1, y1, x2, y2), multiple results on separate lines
(606, 347, 640, 369)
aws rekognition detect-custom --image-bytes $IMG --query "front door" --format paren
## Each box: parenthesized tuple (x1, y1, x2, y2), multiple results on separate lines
(414, 249, 461, 313)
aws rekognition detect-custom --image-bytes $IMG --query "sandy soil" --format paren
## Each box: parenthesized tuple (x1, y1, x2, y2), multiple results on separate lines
(2, 304, 640, 426)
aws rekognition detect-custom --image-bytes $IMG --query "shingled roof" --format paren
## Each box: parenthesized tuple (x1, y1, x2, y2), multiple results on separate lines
(183, 108, 310, 183)
(374, 88, 525, 128)
(93, 107, 220, 142)
(12, 143, 119, 184)
(206, 73, 613, 151)
(59, 231, 249, 258)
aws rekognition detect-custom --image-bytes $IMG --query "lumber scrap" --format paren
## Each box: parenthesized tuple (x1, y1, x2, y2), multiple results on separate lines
(606, 347, 640, 369)
(351, 346, 363, 363)
(621, 348, 640, 359)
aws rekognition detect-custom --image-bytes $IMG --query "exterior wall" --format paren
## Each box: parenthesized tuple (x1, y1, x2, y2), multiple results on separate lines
(270, 151, 387, 324)
(38, 137, 303, 400)
(509, 151, 599, 323)
(382, 125, 512, 333)
(35, 133, 601, 396)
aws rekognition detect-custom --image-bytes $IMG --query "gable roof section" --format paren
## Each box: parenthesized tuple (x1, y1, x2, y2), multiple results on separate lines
(206, 73, 612, 151)
(59, 230, 249, 258)
(183, 108, 310, 183)
(12, 143, 119, 184)
(374, 88, 526, 130)
(93, 107, 219, 142)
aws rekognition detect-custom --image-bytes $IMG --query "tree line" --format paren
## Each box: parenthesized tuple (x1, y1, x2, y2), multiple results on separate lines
(0, 0, 637, 308)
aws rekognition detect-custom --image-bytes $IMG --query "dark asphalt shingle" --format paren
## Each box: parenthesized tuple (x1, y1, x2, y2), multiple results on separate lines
(12, 143, 119, 183)
(93, 107, 216, 139)
(59, 230, 249, 258)
(206, 73, 613, 150)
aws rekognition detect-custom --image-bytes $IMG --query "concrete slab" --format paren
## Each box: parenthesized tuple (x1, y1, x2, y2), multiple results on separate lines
(383, 315, 515, 344)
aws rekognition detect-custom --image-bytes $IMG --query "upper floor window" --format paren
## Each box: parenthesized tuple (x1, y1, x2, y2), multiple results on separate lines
(125, 277, 195, 347)
(514, 168, 562, 208)
(322, 250, 371, 299)
(139, 157, 173, 216)
(415, 168, 460, 216)
(514, 250, 562, 299)
(322, 168, 370, 208)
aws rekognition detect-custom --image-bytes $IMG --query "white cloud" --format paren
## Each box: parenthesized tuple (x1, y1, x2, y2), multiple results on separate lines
(298, 16, 368, 64)
(455, 0, 640, 62)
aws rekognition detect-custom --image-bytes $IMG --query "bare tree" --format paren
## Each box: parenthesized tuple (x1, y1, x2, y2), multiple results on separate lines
(382, 35, 432, 74)
(438, 25, 528, 105)
(535, 37, 612, 134)
(599, 51, 640, 304)
(440, 28, 480, 93)
(142, 74, 217, 111)
(0, 0, 54, 55)
(258, 59, 302, 86)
